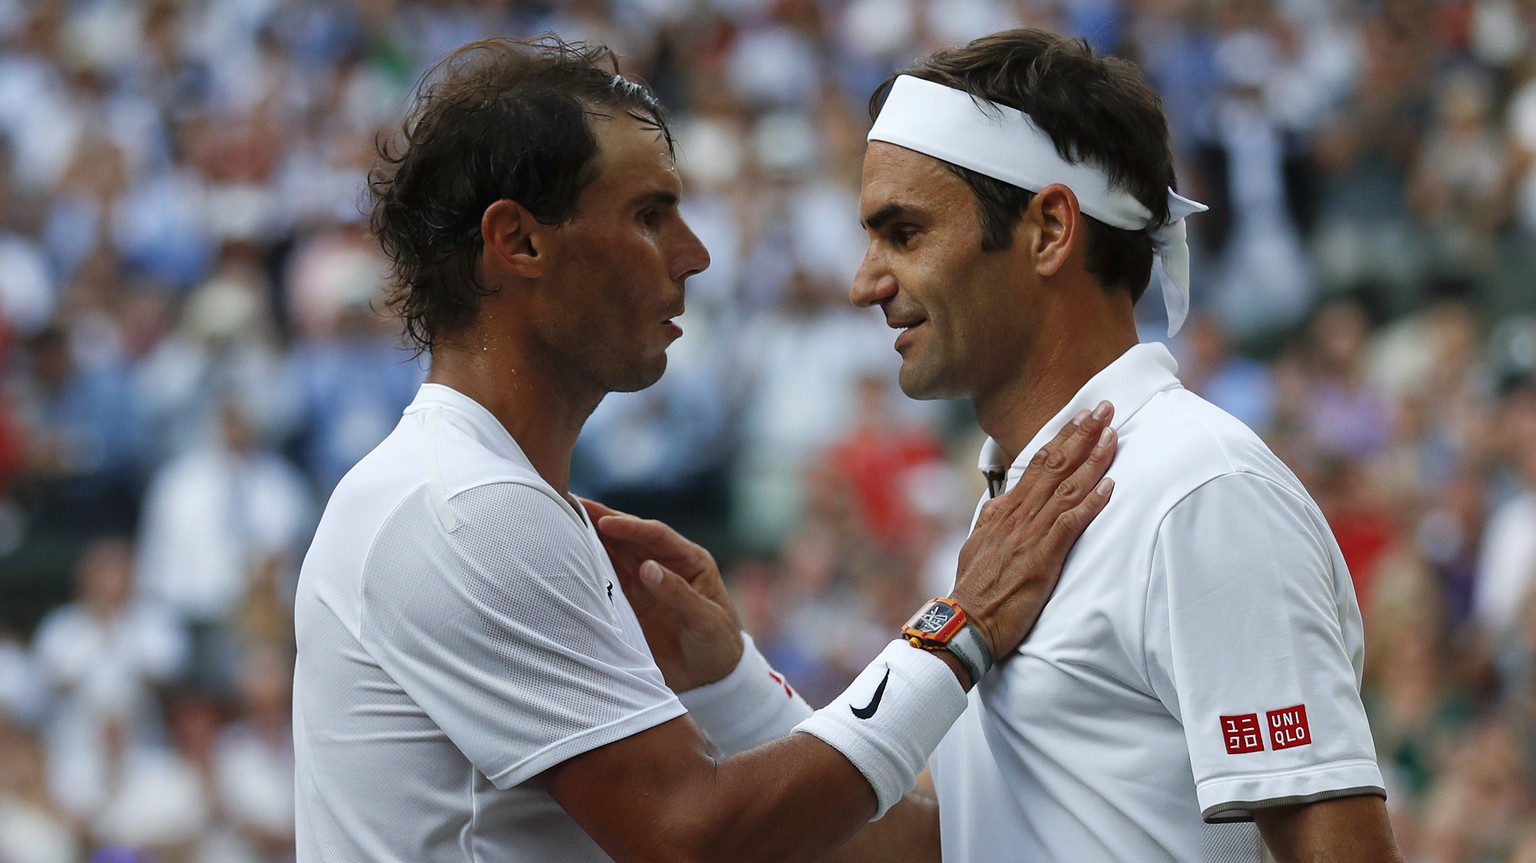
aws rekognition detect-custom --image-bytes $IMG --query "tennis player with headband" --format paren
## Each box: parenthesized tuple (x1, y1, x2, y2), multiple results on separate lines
(602, 27, 1403, 863)
(853, 29, 1399, 861)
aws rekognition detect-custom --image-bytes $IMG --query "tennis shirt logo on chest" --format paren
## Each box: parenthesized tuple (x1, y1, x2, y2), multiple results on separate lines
(1221, 703, 1311, 754)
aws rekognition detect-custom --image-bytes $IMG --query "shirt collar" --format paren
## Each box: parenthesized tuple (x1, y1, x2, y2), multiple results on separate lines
(404, 383, 594, 528)
(979, 342, 1182, 487)
(405, 383, 532, 467)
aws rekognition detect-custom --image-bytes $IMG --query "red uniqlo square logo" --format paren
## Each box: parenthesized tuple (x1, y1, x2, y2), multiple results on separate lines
(1221, 713, 1264, 754)
(1267, 704, 1312, 750)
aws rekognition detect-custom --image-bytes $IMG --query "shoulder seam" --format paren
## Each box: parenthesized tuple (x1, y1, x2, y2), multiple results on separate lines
(422, 410, 460, 532)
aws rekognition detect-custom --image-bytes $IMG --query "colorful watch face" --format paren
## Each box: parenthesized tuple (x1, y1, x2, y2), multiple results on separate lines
(906, 599, 966, 644)
(913, 603, 957, 634)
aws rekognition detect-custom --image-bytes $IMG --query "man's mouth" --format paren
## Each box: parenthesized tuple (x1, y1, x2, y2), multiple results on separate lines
(663, 307, 684, 337)
(890, 318, 925, 351)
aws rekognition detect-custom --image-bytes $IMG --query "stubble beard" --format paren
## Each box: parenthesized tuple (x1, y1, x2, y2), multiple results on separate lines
(606, 351, 669, 394)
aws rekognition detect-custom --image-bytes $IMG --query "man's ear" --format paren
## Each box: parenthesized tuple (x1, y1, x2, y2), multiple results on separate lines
(1023, 183, 1081, 278)
(481, 199, 543, 278)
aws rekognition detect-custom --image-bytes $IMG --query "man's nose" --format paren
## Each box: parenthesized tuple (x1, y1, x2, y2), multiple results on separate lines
(673, 221, 711, 281)
(850, 249, 895, 308)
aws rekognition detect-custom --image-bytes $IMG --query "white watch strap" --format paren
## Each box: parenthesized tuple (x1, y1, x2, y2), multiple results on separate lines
(946, 623, 993, 684)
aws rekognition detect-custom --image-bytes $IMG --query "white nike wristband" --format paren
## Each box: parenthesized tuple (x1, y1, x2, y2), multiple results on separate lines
(678, 633, 814, 757)
(794, 639, 968, 819)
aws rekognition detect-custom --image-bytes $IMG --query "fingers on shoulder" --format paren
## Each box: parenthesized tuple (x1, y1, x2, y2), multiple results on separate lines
(1035, 404, 1115, 472)
(1053, 426, 1116, 502)
(1043, 473, 1114, 550)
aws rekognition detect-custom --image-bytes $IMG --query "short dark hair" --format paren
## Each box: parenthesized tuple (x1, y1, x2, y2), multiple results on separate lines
(870, 29, 1176, 300)
(370, 36, 673, 354)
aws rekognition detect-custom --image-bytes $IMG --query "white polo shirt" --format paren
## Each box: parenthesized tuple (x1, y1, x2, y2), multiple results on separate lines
(293, 384, 684, 862)
(931, 343, 1383, 862)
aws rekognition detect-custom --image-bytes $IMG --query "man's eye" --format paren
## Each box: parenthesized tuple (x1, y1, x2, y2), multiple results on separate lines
(640, 210, 661, 226)
(891, 226, 917, 247)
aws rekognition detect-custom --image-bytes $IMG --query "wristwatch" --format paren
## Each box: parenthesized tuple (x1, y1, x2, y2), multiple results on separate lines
(902, 597, 993, 684)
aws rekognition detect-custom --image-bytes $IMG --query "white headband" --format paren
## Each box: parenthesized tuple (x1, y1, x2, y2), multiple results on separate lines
(868, 75, 1207, 336)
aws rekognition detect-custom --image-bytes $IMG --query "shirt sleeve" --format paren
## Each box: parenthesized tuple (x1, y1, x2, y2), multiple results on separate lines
(1143, 471, 1384, 822)
(357, 481, 684, 789)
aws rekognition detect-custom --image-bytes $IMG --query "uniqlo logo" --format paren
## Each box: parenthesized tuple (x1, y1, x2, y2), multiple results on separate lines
(1267, 704, 1312, 750)
(1221, 713, 1264, 755)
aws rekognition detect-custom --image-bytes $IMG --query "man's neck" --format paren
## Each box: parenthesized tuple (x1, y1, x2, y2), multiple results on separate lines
(425, 340, 600, 497)
(975, 310, 1139, 466)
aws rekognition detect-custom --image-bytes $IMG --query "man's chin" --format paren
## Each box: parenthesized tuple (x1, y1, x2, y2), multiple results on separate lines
(896, 366, 953, 401)
(611, 357, 668, 393)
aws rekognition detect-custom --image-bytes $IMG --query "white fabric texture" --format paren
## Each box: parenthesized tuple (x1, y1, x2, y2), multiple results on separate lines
(796, 639, 968, 818)
(677, 633, 813, 757)
(934, 343, 1382, 863)
(867, 74, 1207, 335)
(294, 384, 685, 863)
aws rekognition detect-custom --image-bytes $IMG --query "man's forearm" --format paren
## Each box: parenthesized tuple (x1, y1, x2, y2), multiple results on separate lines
(828, 787, 941, 863)
(1254, 794, 1403, 863)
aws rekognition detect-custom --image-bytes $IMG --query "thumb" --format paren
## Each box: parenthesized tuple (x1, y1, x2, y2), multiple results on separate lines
(638, 560, 709, 617)
(640, 560, 667, 588)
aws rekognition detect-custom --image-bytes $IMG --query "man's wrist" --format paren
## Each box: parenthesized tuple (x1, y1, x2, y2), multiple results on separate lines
(795, 639, 970, 819)
(677, 633, 812, 756)
(927, 647, 974, 691)
(901, 597, 994, 686)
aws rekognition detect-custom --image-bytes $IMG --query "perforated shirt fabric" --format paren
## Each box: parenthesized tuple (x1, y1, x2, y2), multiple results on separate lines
(932, 344, 1384, 863)
(293, 384, 684, 862)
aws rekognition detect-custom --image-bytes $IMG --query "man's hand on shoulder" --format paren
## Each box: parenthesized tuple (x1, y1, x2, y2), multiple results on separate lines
(950, 402, 1118, 666)
(581, 498, 744, 691)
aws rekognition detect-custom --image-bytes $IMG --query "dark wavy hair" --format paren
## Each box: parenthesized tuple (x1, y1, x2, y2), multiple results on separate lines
(370, 36, 673, 354)
(870, 29, 1176, 299)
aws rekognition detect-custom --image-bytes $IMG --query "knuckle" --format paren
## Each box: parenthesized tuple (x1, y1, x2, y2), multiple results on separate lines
(1053, 478, 1080, 500)
(1054, 509, 1084, 535)
(1027, 447, 1051, 471)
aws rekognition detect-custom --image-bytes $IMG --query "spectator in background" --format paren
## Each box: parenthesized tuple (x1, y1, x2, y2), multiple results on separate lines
(818, 372, 945, 551)
(212, 646, 295, 863)
(1407, 68, 1509, 275)
(0, 142, 57, 337)
(1361, 551, 1473, 805)
(135, 261, 295, 463)
(1302, 297, 1394, 463)
(0, 627, 42, 726)
(1412, 714, 1531, 863)
(134, 402, 310, 694)
(1191, 1, 1329, 338)
(12, 324, 145, 539)
(1473, 378, 1536, 668)
(1307, 6, 1429, 304)
(87, 690, 218, 862)
(0, 713, 78, 863)
(284, 226, 423, 494)
(731, 268, 894, 550)
(42, 133, 130, 288)
(31, 538, 185, 821)
(1175, 312, 1276, 433)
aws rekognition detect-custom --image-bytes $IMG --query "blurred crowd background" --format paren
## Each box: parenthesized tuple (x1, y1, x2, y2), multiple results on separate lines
(0, 0, 1533, 860)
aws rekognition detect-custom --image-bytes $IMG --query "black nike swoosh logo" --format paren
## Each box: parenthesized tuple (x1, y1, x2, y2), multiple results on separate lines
(851, 668, 891, 720)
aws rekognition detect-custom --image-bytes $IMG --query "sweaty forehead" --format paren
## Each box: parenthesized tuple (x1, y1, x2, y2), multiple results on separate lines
(589, 114, 679, 193)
